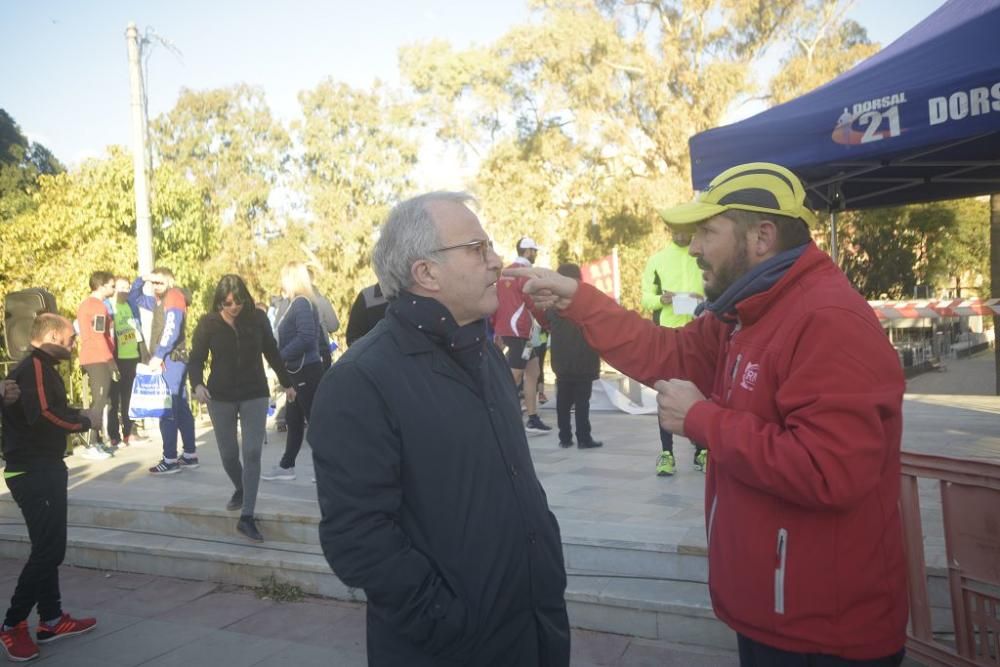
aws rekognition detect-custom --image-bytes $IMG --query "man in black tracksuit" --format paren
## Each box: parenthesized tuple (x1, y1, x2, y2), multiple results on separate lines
(0, 314, 98, 661)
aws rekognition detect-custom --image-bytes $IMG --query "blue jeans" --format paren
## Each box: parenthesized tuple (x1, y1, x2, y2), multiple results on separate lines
(160, 362, 196, 460)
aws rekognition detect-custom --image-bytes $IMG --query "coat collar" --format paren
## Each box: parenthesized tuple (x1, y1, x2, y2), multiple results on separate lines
(386, 309, 482, 395)
(734, 242, 834, 326)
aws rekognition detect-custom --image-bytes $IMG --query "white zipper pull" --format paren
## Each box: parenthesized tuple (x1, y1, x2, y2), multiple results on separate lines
(726, 353, 743, 402)
(775, 528, 788, 615)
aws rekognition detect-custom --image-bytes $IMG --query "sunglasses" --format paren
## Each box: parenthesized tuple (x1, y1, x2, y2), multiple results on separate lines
(433, 238, 495, 262)
(222, 299, 243, 308)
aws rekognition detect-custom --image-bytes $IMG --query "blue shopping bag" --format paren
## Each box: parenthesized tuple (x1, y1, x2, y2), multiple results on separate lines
(128, 365, 172, 419)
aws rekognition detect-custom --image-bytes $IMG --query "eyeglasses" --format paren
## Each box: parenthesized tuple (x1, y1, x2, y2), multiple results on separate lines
(432, 238, 495, 262)
(149, 280, 165, 286)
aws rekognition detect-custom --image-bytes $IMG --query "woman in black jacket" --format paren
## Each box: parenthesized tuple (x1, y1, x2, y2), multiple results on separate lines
(188, 275, 294, 542)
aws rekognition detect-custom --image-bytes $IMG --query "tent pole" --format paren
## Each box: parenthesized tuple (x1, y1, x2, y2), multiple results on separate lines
(991, 193, 999, 396)
(830, 211, 839, 265)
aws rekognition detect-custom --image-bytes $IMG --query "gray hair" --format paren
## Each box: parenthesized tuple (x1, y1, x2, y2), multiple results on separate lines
(373, 191, 478, 298)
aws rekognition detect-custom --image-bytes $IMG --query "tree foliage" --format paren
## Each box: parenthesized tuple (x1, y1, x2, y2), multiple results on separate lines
(768, 4, 878, 105)
(151, 85, 291, 292)
(2, 0, 990, 361)
(837, 197, 990, 299)
(400, 0, 874, 301)
(0, 109, 63, 221)
(0, 147, 217, 322)
(290, 79, 420, 319)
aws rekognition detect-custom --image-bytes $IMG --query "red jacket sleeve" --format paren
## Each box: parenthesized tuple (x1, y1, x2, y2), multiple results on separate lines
(19, 357, 91, 433)
(562, 282, 720, 394)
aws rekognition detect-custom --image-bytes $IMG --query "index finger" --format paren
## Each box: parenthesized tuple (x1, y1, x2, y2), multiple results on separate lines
(502, 267, 540, 280)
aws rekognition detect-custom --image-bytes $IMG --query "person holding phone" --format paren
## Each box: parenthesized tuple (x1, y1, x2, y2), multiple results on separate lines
(75, 271, 117, 460)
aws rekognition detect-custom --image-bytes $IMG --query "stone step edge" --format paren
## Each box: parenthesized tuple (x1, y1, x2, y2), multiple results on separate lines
(0, 524, 722, 618)
(0, 496, 709, 555)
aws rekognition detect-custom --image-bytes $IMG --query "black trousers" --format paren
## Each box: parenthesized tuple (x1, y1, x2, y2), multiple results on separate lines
(536, 342, 548, 387)
(82, 361, 114, 445)
(108, 357, 138, 442)
(280, 361, 323, 469)
(3, 466, 68, 626)
(556, 378, 593, 443)
(737, 634, 904, 667)
(659, 425, 706, 459)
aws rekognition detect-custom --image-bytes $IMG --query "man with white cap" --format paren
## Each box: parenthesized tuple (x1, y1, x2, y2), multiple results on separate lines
(506, 163, 907, 666)
(493, 236, 551, 434)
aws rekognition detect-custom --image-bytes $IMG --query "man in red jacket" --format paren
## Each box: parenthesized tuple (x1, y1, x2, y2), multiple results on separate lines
(493, 237, 551, 434)
(509, 163, 907, 666)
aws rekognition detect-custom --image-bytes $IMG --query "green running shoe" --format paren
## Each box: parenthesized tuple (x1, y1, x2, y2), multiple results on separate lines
(694, 449, 708, 473)
(656, 451, 676, 476)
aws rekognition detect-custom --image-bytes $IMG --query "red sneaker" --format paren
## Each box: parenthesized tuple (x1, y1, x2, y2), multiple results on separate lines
(0, 621, 39, 661)
(35, 614, 96, 644)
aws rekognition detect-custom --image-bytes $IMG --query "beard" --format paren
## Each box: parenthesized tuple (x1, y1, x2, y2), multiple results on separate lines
(699, 238, 750, 302)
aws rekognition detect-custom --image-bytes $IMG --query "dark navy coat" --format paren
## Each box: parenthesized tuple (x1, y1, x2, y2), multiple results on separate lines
(310, 308, 569, 667)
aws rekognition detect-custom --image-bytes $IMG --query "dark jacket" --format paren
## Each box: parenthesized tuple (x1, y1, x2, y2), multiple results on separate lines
(2, 348, 91, 471)
(149, 286, 188, 363)
(309, 308, 570, 667)
(345, 283, 388, 347)
(188, 309, 292, 402)
(276, 296, 322, 370)
(547, 310, 599, 383)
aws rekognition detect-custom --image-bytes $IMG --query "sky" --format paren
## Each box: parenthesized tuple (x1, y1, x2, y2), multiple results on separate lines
(2, 0, 947, 179)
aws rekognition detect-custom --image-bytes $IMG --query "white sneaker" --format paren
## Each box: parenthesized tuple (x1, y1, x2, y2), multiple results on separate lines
(260, 465, 295, 481)
(80, 446, 111, 461)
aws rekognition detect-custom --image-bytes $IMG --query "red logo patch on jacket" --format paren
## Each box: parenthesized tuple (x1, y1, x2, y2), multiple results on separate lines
(739, 362, 760, 391)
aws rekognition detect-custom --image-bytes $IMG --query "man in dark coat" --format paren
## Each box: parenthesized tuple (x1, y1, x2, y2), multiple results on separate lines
(344, 282, 388, 347)
(309, 191, 570, 667)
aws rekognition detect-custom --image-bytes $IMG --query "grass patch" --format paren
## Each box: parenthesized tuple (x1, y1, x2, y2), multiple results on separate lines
(255, 573, 305, 603)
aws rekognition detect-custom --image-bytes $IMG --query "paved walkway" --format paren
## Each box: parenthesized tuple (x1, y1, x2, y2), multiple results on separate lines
(1, 558, 738, 666)
(2, 351, 996, 665)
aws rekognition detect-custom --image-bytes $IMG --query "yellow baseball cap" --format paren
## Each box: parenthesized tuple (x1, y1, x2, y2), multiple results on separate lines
(660, 162, 817, 227)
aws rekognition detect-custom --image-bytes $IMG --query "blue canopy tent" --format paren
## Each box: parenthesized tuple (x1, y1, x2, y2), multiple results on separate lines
(690, 0, 1000, 212)
(688, 0, 1000, 394)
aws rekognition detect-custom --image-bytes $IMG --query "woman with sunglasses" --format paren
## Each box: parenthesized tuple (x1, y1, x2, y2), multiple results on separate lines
(188, 275, 295, 542)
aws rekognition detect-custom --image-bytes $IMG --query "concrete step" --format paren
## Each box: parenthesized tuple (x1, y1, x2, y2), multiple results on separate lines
(0, 494, 322, 547)
(0, 521, 358, 601)
(0, 496, 712, 585)
(565, 574, 735, 651)
(0, 514, 732, 650)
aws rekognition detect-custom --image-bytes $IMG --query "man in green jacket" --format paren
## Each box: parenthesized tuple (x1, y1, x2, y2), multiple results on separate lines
(640, 224, 705, 476)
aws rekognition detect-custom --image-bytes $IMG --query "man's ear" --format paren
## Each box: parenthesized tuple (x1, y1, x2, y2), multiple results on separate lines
(752, 220, 779, 258)
(410, 258, 442, 293)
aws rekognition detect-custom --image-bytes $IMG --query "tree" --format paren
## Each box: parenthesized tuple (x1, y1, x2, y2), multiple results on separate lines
(768, 3, 878, 105)
(0, 109, 63, 221)
(290, 79, 420, 319)
(0, 147, 216, 322)
(151, 85, 291, 290)
(836, 198, 990, 299)
(400, 0, 875, 299)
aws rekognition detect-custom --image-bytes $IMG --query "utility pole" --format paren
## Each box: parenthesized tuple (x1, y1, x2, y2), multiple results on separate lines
(991, 193, 999, 395)
(126, 22, 154, 275)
